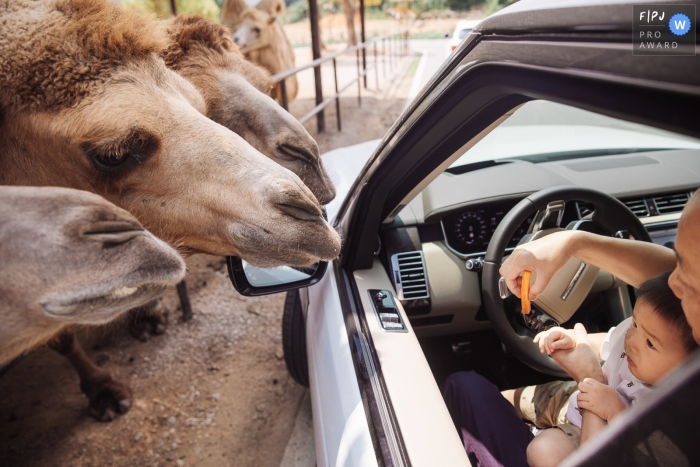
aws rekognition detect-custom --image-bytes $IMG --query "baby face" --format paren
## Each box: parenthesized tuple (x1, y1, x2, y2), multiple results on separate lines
(624, 300, 689, 385)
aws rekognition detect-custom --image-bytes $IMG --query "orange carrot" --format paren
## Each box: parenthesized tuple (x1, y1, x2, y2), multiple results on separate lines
(521, 270, 532, 314)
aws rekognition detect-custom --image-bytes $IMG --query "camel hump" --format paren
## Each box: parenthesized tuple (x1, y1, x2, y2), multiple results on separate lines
(222, 0, 249, 23)
(256, 0, 285, 17)
(166, 15, 236, 58)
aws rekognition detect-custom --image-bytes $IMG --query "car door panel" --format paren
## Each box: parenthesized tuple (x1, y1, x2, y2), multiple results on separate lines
(354, 259, 470, 466)
(307, 270, 378, 467)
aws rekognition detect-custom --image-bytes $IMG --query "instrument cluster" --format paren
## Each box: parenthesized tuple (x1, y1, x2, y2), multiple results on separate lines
(441, 203, 534, 256)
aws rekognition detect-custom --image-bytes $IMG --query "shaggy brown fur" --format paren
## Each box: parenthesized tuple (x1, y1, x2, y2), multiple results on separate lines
(161, 15, 272, 98)
(0, 0, 167, 112)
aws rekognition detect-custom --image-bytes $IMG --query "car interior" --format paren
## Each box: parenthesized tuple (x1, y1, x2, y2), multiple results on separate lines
(349, 98, 700, 464)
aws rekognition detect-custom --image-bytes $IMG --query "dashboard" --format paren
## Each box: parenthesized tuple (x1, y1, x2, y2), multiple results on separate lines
(379, 150, 700, 338)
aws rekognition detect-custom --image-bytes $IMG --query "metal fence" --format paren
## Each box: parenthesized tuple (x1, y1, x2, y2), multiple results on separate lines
(272, 30, 410, 132)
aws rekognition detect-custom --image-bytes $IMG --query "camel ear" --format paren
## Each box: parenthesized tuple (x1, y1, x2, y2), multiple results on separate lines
(268, 15, 277, 24)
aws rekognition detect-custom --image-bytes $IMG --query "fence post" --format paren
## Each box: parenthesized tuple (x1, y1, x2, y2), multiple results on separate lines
(279, 79, 289, 111)
(374, 42, 379, 91)
(359, 0, 367, 89)
(333, 58, 341, 131)
(308, 0, 325, 132)
(356, 49, 362, 107)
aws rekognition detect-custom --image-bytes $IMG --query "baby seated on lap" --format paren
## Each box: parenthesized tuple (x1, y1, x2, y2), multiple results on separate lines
(504, 272, 697, 467)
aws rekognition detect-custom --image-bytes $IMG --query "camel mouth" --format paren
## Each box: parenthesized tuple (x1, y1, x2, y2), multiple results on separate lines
(42, 284, 169, 323)
(230, 224, 341, 267)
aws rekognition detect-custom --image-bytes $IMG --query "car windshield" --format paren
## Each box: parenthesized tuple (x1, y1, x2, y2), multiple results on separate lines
(458, 28, 472, 39)
(449, 100, 700, 169)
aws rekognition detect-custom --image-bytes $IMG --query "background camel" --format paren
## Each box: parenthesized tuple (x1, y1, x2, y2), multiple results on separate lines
(224, 0, 299, 104)
(1, 0, 340, 420)
(0, 186, 186, 419)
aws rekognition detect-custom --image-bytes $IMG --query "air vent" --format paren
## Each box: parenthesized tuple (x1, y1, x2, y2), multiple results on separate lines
(623, 198, 649, 217)
(390, 251, 429, 300)
(653, 192, 690, 214)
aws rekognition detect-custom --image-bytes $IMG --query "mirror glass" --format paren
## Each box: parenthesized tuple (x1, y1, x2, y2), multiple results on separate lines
(242, 261, 320, 287)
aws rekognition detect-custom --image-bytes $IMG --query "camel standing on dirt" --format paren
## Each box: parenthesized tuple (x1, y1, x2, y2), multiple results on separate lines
(0, 0, 340, 420)
(223, 0, 299, 104)
(0, 186, 186, 419)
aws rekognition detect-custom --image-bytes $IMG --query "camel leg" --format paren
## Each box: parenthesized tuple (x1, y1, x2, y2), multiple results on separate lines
(176, 280, 194, 322)
(47, 329, 133, 422)
(128, 300, 167, 341)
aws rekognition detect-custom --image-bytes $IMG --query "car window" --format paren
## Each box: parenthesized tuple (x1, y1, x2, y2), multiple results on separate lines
(458, 28, 472, 39)
(449, 100, 700, 169)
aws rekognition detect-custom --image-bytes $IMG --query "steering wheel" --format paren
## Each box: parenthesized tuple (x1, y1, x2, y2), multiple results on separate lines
(482, 186, 652, 377)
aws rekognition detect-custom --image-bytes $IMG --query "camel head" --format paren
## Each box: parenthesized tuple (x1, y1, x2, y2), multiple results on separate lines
(231, 8, 278, 54)
(162, 16, 336, 204)
(0, 0, 341, 267)
(0, 186, 186, 362)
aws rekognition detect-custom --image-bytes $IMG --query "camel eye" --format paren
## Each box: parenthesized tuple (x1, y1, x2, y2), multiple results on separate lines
(82, 130, 159, 173)
(252, 27, 261, 35)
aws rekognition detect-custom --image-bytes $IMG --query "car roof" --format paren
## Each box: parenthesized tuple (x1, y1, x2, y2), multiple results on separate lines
(476, 0, 693, 33)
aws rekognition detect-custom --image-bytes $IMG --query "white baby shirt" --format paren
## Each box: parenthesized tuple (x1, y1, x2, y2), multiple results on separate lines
(565, 317, 652, 428)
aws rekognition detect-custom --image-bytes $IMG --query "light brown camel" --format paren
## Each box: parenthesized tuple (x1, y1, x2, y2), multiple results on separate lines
(224, 1, 299, 103)
(161, 15, 335, 204)
(127, 13, 337, 341)
(0, 186, 185, 418)
(0, 0, 340, 420)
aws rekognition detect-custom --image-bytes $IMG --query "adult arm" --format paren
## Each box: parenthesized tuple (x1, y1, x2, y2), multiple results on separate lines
(550, 324, 606, 384)
(500, 230, 676, 300)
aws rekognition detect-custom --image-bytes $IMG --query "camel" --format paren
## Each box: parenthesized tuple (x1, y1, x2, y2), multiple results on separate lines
(0, 0, 339, 266)
(223, 0, 299, 104)
(0, 186, 186, 418)
(161, 15, 335, 204)
(0, 0, 340, 420)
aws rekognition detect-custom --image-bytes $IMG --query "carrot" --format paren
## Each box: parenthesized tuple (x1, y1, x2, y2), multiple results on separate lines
(521, 270, 532, 314)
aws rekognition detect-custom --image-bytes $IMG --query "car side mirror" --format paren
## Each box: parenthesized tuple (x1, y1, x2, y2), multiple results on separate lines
(226, 256, 328, 296)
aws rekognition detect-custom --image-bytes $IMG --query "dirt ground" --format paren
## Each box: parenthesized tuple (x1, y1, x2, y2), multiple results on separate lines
(0, 45, 420, 467)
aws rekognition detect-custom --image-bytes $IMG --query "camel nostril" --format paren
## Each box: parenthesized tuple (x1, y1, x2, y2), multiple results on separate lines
(278, 204, 323, 222)
(83, 221, 145, 247)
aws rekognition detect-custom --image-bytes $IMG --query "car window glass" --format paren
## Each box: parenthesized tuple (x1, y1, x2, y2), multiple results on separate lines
(449, 100, 700, 169)
(458, 28, 472, 39)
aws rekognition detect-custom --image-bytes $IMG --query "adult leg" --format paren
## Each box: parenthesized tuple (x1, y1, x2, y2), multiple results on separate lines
(443, 371, 533, 467)
(48, 329, 133, 421)
(526, 428, 575, 467)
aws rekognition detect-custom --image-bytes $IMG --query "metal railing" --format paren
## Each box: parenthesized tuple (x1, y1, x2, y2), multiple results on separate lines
(272, 30, 410, 132)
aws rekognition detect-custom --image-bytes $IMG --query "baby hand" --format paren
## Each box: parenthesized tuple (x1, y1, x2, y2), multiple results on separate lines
(533, 327, 576, 355)
(577, 378, 626, 422)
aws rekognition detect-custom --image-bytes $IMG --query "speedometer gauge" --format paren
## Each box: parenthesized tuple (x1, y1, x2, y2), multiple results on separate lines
(454, 210, 488, 246)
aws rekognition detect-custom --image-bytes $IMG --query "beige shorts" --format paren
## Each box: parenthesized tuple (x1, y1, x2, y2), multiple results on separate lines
(517, 380, 581, 449)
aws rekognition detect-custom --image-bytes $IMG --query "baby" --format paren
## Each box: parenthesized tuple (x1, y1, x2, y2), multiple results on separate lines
(507, 272, 697, 467)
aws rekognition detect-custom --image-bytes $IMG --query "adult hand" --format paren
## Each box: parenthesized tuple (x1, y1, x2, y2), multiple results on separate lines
(499, 230, 581, 300)
(533, 327, 576, 355)
(550, 324, 606, 384)
(577, 378, 626, 422)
